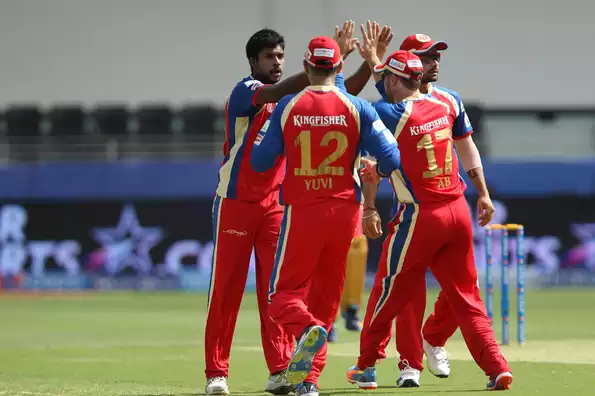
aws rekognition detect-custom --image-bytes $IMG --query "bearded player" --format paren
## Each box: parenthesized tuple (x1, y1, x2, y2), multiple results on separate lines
(345, 45, 513, 391)
(376, 33, 476, 385)
(393, 33, 466, 383)
(359, 31, 481, 385)
(251, 36, 403, 396)
(205, 23, 372, 395)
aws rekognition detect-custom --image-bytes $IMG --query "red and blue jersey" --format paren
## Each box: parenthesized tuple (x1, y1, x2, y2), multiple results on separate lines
(427, 83, 474, 138)
(251, 85, 401, 206)
(216, 76, 285, 202)
(375, 80, 473, 141)
(374, 80, 472, 204)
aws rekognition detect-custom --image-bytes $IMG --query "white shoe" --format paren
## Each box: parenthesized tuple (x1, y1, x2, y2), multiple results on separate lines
(423, 339, 450, 378)
(205, 376, 229, 395)
(396, 360, 420, 388)
(265, 371, 295, 395)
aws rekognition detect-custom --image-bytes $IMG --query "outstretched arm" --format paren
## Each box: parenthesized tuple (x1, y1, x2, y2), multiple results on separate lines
(253, 73, 310, 106)
(344, 62, 373, 96)
(356, 21, 391, 84)
(255, 21, 362, 105)
(343, 21, 393, 95)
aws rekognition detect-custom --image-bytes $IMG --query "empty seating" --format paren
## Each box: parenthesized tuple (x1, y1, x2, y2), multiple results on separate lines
(177, 104, 223, 139)
(90, 104, 130, 136)
(135, 103, 173, 135)
(47, 104, 86, 136)
(4, 105, 42, 138)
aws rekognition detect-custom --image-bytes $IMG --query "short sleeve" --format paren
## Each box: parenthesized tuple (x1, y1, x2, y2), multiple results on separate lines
(228, 79, 266, 116)
(448, 91, 473, 140)
(250, 96, 291, 172)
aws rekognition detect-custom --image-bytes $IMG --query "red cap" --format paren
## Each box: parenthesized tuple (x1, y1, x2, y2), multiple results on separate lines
(400, 34, 448, 54)
(304, 36, 342, 69)
(374, 50, 424, 80)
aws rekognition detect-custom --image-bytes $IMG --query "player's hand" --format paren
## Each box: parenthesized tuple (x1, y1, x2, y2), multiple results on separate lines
(477, 195, 495, 227)
(355, 20, 383, 69)
(359, 158, 381, 184)
(334, 20, 358, 59)
(376, 25, 394, 60)
(363, 209, 383, 239)
(355, 21, 379, 61)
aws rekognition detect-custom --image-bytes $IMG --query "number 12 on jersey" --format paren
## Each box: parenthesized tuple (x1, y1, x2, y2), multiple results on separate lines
(294, 130, 348, 176)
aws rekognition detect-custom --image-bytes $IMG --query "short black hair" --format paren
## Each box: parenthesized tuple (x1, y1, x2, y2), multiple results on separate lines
(245, 29, 285, 60)
(306, 63, 339, 77)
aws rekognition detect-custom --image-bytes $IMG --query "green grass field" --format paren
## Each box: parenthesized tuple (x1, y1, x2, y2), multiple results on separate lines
(1, 289, 595, 395)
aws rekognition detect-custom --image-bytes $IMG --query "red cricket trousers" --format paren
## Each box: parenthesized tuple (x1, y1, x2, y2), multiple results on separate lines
(358, 196, 509, 379)
(393, 285, 459, 371)
(268, 199, 360, 386)
(204, 193, 293, 379)
(422, 289, 459, 347)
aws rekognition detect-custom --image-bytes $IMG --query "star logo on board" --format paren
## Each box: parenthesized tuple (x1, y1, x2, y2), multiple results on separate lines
(91, 204, 164, 275)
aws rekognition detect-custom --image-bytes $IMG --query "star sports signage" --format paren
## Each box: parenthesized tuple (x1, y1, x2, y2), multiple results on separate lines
(0, 197, 593, 289)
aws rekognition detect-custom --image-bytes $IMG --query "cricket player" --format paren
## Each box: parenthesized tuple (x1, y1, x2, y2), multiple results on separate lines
(393, 33, 467, 383)
(205, 24, 374, 395)
(330, 22, 394, 342)
(368, 33, 477, 385)
(250, 36, 403, 396)
(345, 49, 513, 391)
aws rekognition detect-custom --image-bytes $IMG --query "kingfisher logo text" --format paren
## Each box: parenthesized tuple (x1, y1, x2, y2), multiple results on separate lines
(224, 229, 248, 236)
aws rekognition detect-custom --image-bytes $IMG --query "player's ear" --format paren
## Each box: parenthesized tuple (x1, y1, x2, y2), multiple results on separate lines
(390, 74, 398, 88)
(303, 60, 309, 74)
(249, 57, 258, 72)
(337, 60, 343, 74)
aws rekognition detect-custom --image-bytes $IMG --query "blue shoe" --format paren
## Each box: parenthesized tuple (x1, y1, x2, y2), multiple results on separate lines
(342, 305, 363, 332)
(295, 382, 319, 396)
(486, 372, 513, 391)
(286, 326, 328, 385)
(346, 365, 377, 389)
(328, 323, 338, 343)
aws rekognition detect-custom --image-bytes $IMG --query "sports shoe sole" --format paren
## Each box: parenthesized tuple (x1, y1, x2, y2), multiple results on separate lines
(427, 364, 450, 379)
(205, 391, 229, 395)
(424, 348, 450, 379)
(488, 373, 513, 391)
(347, 378, 377, 390)
(397, 378, 420, 388)
(286, 326, 327, 385)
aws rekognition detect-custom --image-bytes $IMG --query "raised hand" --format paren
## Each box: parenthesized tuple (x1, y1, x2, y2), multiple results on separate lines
(355, 20, 381, 65)
(334, 20, 358, 59)
(377, 25, 394, 60)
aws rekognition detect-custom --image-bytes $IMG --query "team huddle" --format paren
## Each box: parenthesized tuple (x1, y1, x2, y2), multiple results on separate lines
(205, 20, 512, 396)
